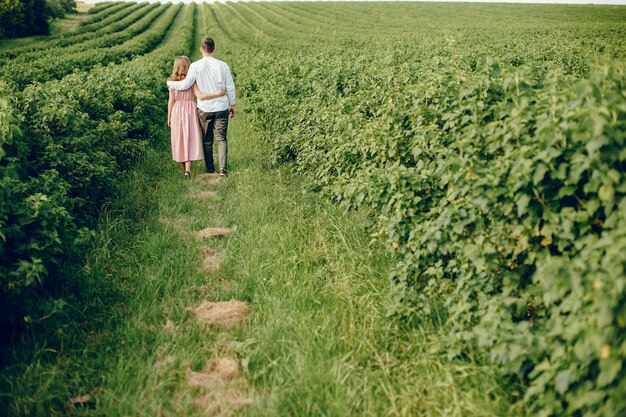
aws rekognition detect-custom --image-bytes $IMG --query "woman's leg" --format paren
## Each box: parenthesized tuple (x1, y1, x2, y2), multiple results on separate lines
(185, 161, 192, 173)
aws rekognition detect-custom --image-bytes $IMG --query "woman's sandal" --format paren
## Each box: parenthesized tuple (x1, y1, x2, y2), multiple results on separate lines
(184, 171, 191, 178)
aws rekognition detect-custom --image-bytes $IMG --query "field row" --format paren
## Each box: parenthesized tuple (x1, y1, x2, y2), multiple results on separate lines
(0, 2, 178, 87)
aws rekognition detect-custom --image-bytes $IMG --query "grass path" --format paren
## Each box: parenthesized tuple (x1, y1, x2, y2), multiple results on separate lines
(116, 108, 517, 415)
(1, 103, 520, 416)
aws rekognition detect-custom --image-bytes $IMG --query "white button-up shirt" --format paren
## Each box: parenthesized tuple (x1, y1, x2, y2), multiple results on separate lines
(166, 56, 235, 113)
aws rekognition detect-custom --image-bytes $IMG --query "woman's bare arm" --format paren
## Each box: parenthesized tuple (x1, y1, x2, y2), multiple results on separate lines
(194, 83, 225, 100)
(167, 89, 175, 127)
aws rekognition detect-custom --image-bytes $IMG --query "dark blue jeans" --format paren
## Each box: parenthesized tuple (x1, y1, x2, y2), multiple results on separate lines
(197, 109, 229, 173)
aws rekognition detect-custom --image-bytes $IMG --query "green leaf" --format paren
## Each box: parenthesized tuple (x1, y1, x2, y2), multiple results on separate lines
(533, 164, 548, 185)
(555, 369, 573, 394)
(597, 358, 621, 387)
(598, 183, 614, 203)
(517, 194, 531, 217)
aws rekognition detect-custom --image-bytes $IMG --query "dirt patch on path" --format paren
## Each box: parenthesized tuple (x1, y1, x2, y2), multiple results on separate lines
(194, 388, 253, 413)
(164, 319, 175, 335)
(202, 248, 221, 272)
(197, 227, 235, 240)
(186, 358, 240, 389)
(186, 358, 252, 413)
(69, 393, 95, 408)
(187, 300, 249, 327)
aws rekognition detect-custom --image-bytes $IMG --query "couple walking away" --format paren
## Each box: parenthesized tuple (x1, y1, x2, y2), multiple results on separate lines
(167, 37, 236, 178)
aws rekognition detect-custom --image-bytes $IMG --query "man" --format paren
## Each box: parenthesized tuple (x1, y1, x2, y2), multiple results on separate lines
(167, 37, 236, 177)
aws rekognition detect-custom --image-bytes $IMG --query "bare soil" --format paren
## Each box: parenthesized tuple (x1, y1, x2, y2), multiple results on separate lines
(196, 227, 235, 240)
(198, 190, 218, 199)
(163, 319, 175, 335)
(202, 248, 221, 272)
(186, 358, 240, 389)
(187, 300, 249, 327)
(193, 388, 253, 413)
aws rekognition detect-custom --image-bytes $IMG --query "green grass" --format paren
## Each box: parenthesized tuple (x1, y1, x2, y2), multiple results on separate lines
(0, 104, 523, 416)
(49, 14, 85, 36)
(49, 2, 93, 35)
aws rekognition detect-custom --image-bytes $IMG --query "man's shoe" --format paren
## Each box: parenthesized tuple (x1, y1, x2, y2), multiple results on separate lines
(219, 168, 227, 177)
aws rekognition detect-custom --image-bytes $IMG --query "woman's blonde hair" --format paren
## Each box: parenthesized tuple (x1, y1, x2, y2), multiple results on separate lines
(168, 56, 191, 81)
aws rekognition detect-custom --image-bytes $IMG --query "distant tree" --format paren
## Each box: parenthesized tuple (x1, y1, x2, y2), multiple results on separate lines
(61, 0, 76, 13)
(0, 0, 76, 40)
(47, 0, 76, 18)
(0, 1, 22, 38)
(46, 0, 65, 19)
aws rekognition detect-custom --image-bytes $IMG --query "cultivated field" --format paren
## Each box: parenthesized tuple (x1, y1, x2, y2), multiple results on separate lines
(1, 2, 625, 416)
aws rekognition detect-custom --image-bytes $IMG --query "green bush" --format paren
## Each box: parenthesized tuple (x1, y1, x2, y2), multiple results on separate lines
(242, 47, 626, 416)
(376, 61, 626, 417)
(0, 1, 195, 331)
(209, 6, 626, 411)
(0, 82, 74, 324)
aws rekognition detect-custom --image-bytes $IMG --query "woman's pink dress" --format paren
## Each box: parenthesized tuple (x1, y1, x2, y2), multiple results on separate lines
(169, 87, 203, 163)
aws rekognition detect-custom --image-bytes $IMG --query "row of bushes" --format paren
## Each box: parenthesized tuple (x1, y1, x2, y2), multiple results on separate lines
(78, 2, 144, 34)
(83, 1, 126, 19)
(0, 2, 149, 64)
(3, 3, 178, 88)
(0, 2, 194, 331)
(86, 1, 122, 16)
(234, 8, 626, 416)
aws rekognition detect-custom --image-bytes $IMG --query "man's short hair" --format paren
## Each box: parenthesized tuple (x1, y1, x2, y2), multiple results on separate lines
(201, 37, 215, 53)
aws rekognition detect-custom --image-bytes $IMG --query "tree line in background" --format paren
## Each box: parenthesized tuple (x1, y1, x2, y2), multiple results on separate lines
(0, 0, 76, 39)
